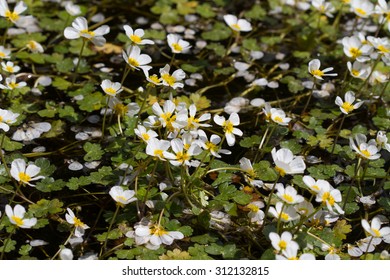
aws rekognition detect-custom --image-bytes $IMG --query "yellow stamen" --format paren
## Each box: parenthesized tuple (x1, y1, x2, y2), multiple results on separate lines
(161, 73, 176, 87)
(149, 75, 161, 85)
(113, 103, 128, 116)
(360, 149, 371, 158)
(105, 87, 117, 95)
(231, 23, 241, 30)
(351, 69, 360, 77)
(0, 52, 6, 58)
(151, 225, 168, 236)
(377, 45, 389, 53)
(372, 229, 381, 237)
(349, 47, 362, 58)
(128, 58, 140, 67)
(223, 120, 234, 134)
(322, 192, 335, 206)
(154, 149, 164, 158)
(278, 240, 287, 250)
(341, 102, 354, 113)
(275, 166, 286, 177)
(9, 82, 19, 89)
(280, 212, 290, 221)
(130, 34, 142, 44)
(142, 133, 150, 141)
(171, 43, 183, 52)
(355, 8, 366, 16)
(282, 194, 294, 203)
(5, 10, 19, 22)
(19, 172, 31, 183)
(247, 204, 259, 213)
(80, 29, 95, 37)
(73, 217, 85, 228)
(11, 216, 24, 227)
(311, 69, 324, 77)
(176, 151, 190, 163)
(5, 66, 14, 73)
(273, 116, 283, 124)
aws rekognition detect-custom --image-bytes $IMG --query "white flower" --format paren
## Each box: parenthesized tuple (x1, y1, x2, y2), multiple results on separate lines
(159, 64, 186, 89)
(196, 130, 231, 158)
(335, 91, 364, 114)
(109, 186, 137, 206)
(351, 0, 374, 18)
(0, 75, 26, 90)
(347, 61, 371, 79)
(315, 183, 344, 215)
(10, 158, 44, 186)
(271, 147, 306, 176)
(64, 1, 81, 16)
(2, 61, 20, 73)
(5, 204, 37, 228)
(108, 97, 140, 118)
(367, 36, 390, 55)
(152, 100, 187, 131)
(145, 138, 171, 160)
(239, 157, 263, 188)
(59, 248, 74, 260)
(0, 45, 11, 59)
(223, 14, 252, 32)
(224, 97, 249, 114)
(262, 103, 291, 126)
(164, 138, 201, 166)
(308, 59, 337, 80)
(276, 184, 304, 204)
(26, 40, 44, 53)
(134, 223, 184, 250)
(369, 70, 388, 85)
(186, 104, 211, 130)
(269, 231, 298, 252)
(100, 79, 123, 97)
(376, 131, 390, 152)
(246, 201, 265, 224)
(311, 0, 335, 17)
(294, 200, 315, 216)
(362, 216, 390, 238)
(0, 0, 27, 24)
(124, 25, 154, 45)
(349, 133, 381, 160)
(167, 34, 191, 53)
(134, 125, 158, 143)
(142, 68, 162, 86)
(276, 244, 316, 260)
(342, 35, 372, 62)
(122, 45, 152, 71)
(65, 208, 89, 237)
(268, 201, 300, 222)
(302, 175, 329, 193)
(64, 16, 110, 46)
(0, 108, 19, 132)
(12, 122, 51, 141)
(214, 113, 243, 146)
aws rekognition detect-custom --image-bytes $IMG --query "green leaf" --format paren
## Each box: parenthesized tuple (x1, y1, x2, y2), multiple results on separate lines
(115, 249, 135, 260)
(56, 58, 75, 73)
(191, 234, 218, 245)
(204, 243, 223, 255)
(221, 244, 238, 259)
(307, 164, 343, 179)
(232, 191, 251, 205)
(43, 120, 64, 138)
(83, 142, 104, 162)
(214, 67, 235, 76)
(244, 4, 266, 19)
(280, 139, 302, 154)
(66, 176, 91, 190)
(0, 240, 16, 253)
(378, 197, 390, 212)
(205, 43, 226, 57)
(35, 178, 66, 192)
(239, 135, 261, 148)
(201, 22, 232, 41)
(280, 75, 304, 93)
(254, 161, 278, 181)
(29, 199, 64, 218)
(178, 225, 193, 237)
(2, 135, 23, 151)
(89, 166, 114, 185)
(96, 228, 123, 242)
(242, 38, 261, 51)
(19, 244, 32, 256)
(344, 202, 359, 215)
(52, 77, 71, 90)
(373, 116, 390, 130)
(196, 3, 216, 18)
(77, 92, 105, 112)
(188, 244, 214, 260)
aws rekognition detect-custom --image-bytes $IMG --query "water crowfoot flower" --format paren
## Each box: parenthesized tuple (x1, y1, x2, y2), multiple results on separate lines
(268, 201, 300, 223)
(109, 186, 137, 207)
(271, 147, 306, 176)
(122, 45, 152, 71)
(276, 184, 304, 204)
(223, 14, 252, 32)
(134, 222, 184, 250)
(159, 64, 186, 89)
(0, 108, 19, 132)
(335, 91, 364, 114)
(5, 204, 36, 228)
(65, 208, 90, 237)
(100, 79, 123, 97)
(196, 130, 231, 158)
(124, 25, 154, 45)
(349, 133, 381, 160)
(0, 0, 27, 24)
(64, 16, 110, 47)
(246, 201, 265, 224)
(10, 158, 44, 186)
(164, 138, 201, 166)
(1, 61, 20, 73)
(308, 59, 337, 80)
(315, 183, 344, 215)
(213, 112, 243, 146)
(269, 231, 298, 252)
(0, 74, 27, 90)
(167, 34, 191, 53)
(361, 216, 390, 239)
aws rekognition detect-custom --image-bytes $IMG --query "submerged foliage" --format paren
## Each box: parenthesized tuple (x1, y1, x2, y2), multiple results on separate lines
(0, 0, 389, 260)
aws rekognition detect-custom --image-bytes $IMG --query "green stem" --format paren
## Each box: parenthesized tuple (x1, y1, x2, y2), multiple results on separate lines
(51, 231, 73, 260)
(101, 96, 111, 141)
(364, 236, 374, 260)
(301, 78, 316, 116)
(254, 125, 270, 163)
(342, 157, 362, 211)
(276, 203, 287, 234)
(101, 204, 121, 257)
(264, 173, 281, 218)
(72, 39, 86, 85)
(330, 113, 346, 154)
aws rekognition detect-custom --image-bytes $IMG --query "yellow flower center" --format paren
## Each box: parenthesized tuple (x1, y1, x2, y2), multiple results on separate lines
(176, 151, 190, 163)
(247, 204, 259, 213)
(128, 58, 140, 67)
(105, 87, 117, 95)
(360, 149, 371, 158)
(222, 120, 234, 134)
(273, 116, 283, 124)
(282, 194, 294, 204)
(311, 69, 324, 77)
(377, 45, 389, 53)
(351, 69, 360, 77)
(322, 191, 335, 206)
(312, 185, 320, 191)
(11, 215, 24, 227)
(142, 133, 150, 141)
(154, 149, 164, 158)
(27, 41, 37, 50)
(0, 116, 3, 122)
(19, 172, 31, 183)
(5, 65, 14, 73)
(161, 73, 176, 86)
(280, 212, 290, 221)
(288, 256, 299, 260)
(130, 34, 142, 44)
(80, 29, 95, 37)
(349, 47, 362, 58)
(171, 43, 183, 52)
(151, 225, 168, 236)
(341, 102, 354, 113)
(0, 52, 6, 58)
(149, 74, 161, 84)
(9, 82, 19, 89)
(275, 166, 286, 177)
(355, 8, 366, 16)
(113, 103, 128, 116)
(115, 195, 127, 204)
(205, 141, 217, 152)
(278, 240, 287, 250)
(73, 217, 85, 228)
(372, 228, 381, 237)
(231, 23, 241, 30)
(5, 10, 19, 22)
